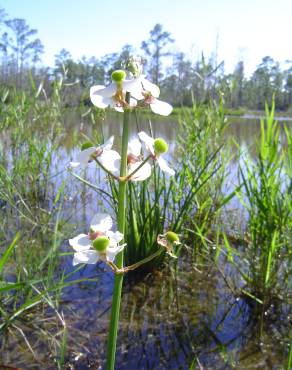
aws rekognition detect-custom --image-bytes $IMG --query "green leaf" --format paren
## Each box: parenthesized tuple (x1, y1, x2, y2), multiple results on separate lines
(0, 233, 20, 274)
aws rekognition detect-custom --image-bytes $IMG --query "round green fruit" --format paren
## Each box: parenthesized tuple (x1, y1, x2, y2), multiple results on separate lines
(154, 138, 168, 154)
(93, 236, 110, 252)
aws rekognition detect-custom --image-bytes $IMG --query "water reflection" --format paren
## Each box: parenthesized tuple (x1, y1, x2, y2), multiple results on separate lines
(59, 255, 290, 369)
(2, 252, 291, 369)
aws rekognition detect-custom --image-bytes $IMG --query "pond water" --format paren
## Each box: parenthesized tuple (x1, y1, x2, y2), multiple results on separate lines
(1, 113, 291, 369)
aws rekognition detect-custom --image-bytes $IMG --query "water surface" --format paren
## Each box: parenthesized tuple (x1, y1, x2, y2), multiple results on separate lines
(1, 112, 291, 369)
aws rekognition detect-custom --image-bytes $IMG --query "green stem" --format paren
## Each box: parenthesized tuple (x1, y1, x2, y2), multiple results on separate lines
(106, 92, 130, 370)
(286, 342, 292, 370)
(106, 248, 164, 274)
(122, 247, 163, 272)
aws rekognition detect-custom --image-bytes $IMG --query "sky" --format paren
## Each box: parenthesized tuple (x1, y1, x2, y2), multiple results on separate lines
(0, 0, 291, 76)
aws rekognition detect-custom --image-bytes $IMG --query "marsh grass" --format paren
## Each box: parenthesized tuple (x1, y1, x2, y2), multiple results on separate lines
(220, 102, 292, 306)
(0, 78, 99, 365)
(287, 343, 292, 370)
(0, 154, 97, 367)
(175, 100, 243, 252)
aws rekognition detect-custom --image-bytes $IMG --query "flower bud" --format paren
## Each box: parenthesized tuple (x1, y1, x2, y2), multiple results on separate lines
(93, 236, 110, 252)
(111, 70, 126, 83)
(81, 141, 94, 151)
(126, 55, 143, 77)
(165, 231, 179, 243)
(154, 138, 168, 155)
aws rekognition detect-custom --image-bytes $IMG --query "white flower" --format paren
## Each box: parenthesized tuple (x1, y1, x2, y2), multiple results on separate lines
(69, 213, 126, 265)
(125, 76, 173, 116)
(70, 136, 121, 173)
(90, 83, 137, 112)
(127, 138, 151, 181)
(138, 131, 175, 176)
(70, 147, 97, 168)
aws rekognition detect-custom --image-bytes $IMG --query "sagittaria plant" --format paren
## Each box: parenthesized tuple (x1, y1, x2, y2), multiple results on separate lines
(69, 56, 178, 370)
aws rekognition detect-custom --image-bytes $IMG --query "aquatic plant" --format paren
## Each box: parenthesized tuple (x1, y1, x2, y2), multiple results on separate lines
(175, 99, 234, 245)
(69, 56, 177, 370)
(0, 76, 90, 364)
(222, 102, 292, 306)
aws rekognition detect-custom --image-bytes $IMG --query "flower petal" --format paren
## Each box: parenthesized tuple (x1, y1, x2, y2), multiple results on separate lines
(157, 156, 175, 176)
(91, 83, 116, 98)
(90, 85, 111, 108)
(69, 234, 91, 252)
(128, 161, 151, 181)
(99, 150, 121, 173)
(128, 138, 141, 157)
(106, 243, 126, 262)
(138, 131, 155, 156)
(130, 97, 138, 107)
(90, 213, 113, 232)
(106, 230, 124, 245)
(113, 97, 137, 112)
(73, 250, 99, 265)
(100, 136, 114, 151)
(70, 147, 96, 168)
(124, 77, 144, 100)
(114, 106, 124, 113)
(70, 161, 81, 168)
(142, 78, 160, 98)
(130, 89, 144, 100)
(150, 99, 173, 116)
(90, 95, 110, 109)
(90, 85, 105, 94)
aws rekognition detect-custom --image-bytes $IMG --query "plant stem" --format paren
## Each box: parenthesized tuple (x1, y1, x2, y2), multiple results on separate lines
(122, 247, 163, 272)
(287, 342, 292, 370)
(106, 247, 164, 274)
(106, 92, 130, 370)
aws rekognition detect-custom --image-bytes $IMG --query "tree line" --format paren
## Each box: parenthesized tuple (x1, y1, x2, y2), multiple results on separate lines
(1, 7, 292, 111)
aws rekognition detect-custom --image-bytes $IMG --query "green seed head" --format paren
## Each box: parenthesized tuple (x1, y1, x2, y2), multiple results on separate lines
(154, 138, 168, 155)
(111, 70, 126, 83)
(93, 236, 110, 252)
(81, 141, 94, 151)
(165, 231, 179, 243)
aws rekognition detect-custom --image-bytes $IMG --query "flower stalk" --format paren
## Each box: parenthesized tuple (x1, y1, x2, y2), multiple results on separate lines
(107, 247, 164, 274)
(106, 92, 131, 370)
(70, 63, 175, 369)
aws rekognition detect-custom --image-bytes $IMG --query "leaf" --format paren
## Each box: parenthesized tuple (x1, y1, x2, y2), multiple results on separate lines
(0, 233, 20, 274)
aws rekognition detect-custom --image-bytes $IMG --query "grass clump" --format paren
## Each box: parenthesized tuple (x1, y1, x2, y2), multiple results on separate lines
(222, 102, 292, 306)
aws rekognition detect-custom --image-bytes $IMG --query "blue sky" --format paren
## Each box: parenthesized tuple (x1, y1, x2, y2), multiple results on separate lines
(1, 0, 291, 76)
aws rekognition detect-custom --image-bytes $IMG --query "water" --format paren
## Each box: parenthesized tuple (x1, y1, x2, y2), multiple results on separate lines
(1, 113, 291, 369)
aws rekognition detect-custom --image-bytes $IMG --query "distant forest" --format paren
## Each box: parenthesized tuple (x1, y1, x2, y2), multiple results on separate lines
(1, 7, 292, 111)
